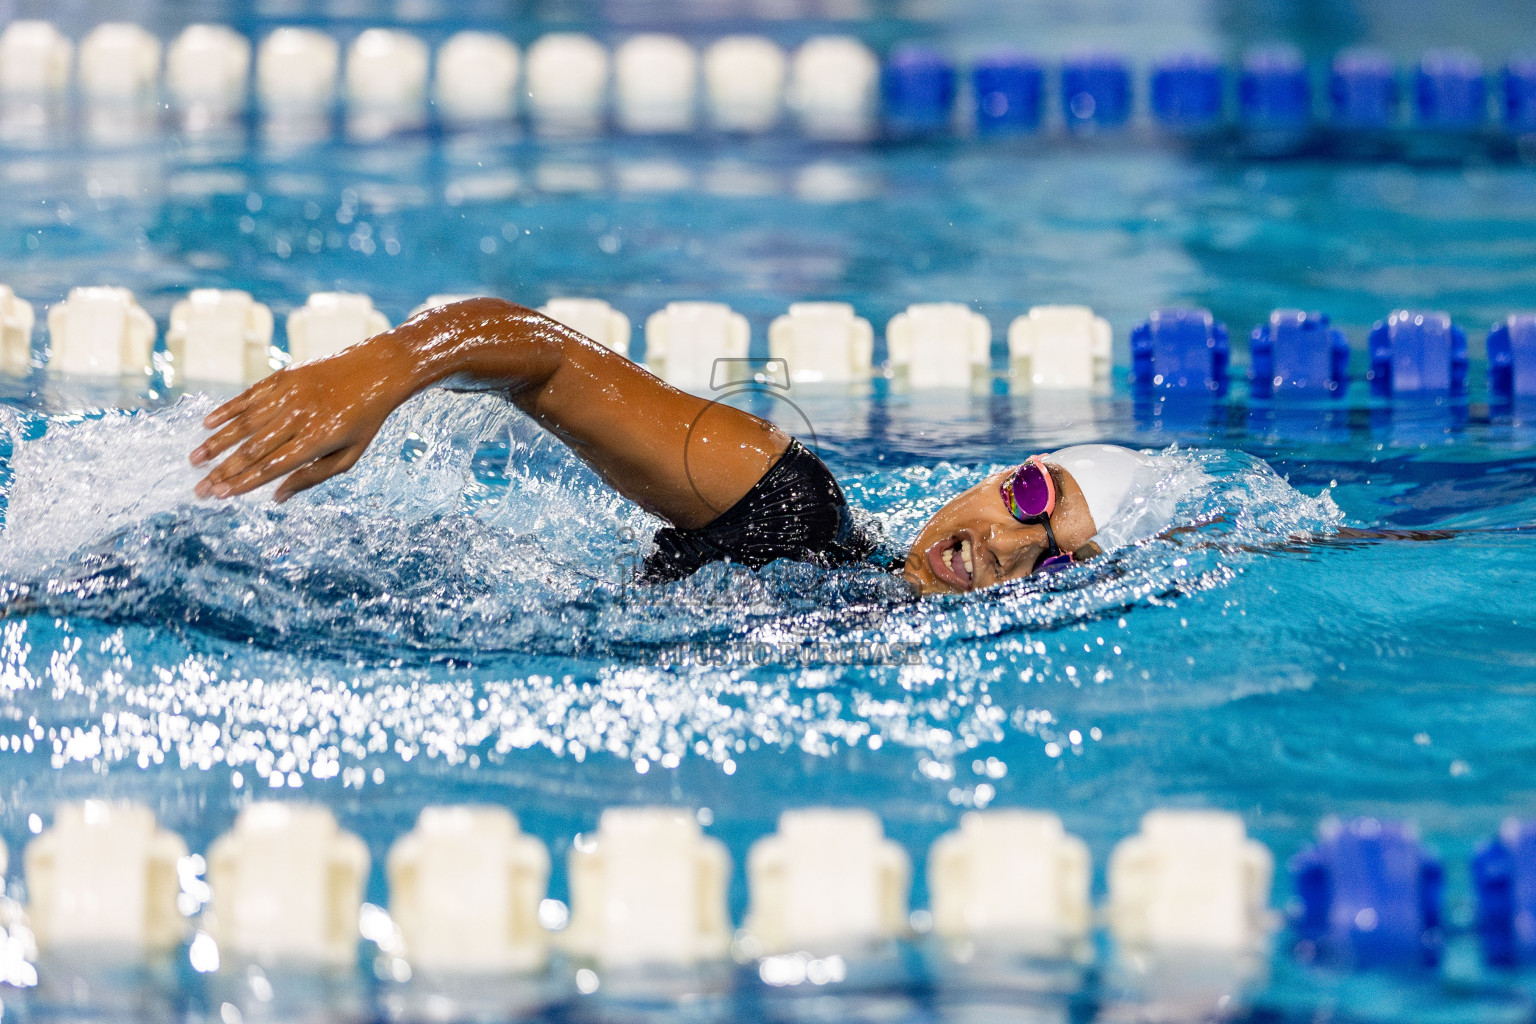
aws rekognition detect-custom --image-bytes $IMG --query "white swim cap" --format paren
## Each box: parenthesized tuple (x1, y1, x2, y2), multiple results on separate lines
(1045, 444, 1157, 550)
(1046, 444, 1149, 533)
(1041, 445, 1211, 553)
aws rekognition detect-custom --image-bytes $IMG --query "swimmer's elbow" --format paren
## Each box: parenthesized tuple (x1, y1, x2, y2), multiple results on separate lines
(404, 295, 526, 325)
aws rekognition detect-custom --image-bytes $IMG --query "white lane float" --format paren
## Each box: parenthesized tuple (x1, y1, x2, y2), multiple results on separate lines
(540, 297, 632, 356)
(205, 803, 369, 965)
(887, 302, 992, 389)
(46, 286, 155, 377)
(434, 32, 519, 122)
(346, 28, 430, 135)
(25, 800, 187, 952)
(746, 808, 910, 955)
(614, 34, 697, 134)
(704, 36, 786, 133)
(644, 300, 751, 393)
(561, 807, 731, 967)
(1108, 809, 1275, 953)
(388, 806, 551, 974)
(0, 21, 73, 96)
(0, 285, 36, 375)
(257, 28, 339, 112)
(768, 301, 873, 383)
(287, 292, 391, 363)
(167, 24, 251, 117)
(525, 33, 608, 134)
(167, 288, 275, 384)
(788, 36, 879, 140)
(929, 810, 1091, 954)
(1008, 304, 1113, 390)
(78, 22, 161, 102)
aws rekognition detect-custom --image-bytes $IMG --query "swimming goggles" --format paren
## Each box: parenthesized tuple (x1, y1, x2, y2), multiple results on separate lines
(1000, 456, 1076, 572)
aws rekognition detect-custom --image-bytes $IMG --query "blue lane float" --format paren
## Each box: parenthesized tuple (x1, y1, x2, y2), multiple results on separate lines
(1062, 53, 1131, 132)
(1239, 45, 1312, 128)
(1488, 313, 1536, 401)
(1330, 49, 1399, 128)
(972, 49, 1044, 134)
(1291, 817, 1445, 968)
(1472, 819, 1536, 967)
(1249, 309, 1350, 399)
(1367, 310, 1468, 396)
(882, 42, 956, 134)
(1130, 308, 1229, 394)
(1416, 49, 1487, 129)
(1504, 56, 1536, 133)
(1150, 53, 1224, 130)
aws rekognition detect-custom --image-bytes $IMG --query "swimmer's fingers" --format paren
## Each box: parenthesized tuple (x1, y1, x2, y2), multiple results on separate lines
(274, 446, 364, 503)
(193, 371, 313, 464)
(203, 389, 256, 431)
(203, 374, 283, 430)
(205, 434, 331, 499)
(196, 420, 303, 497)
(191, 402, 289, 467)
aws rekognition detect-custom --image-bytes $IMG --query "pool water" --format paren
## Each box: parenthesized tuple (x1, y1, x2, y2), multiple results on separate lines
(4, 4, 1536, 1020)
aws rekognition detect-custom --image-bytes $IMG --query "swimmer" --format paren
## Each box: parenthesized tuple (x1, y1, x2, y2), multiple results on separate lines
(188, 299, 1160, 595)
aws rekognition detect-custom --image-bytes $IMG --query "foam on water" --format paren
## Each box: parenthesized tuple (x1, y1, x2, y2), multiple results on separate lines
(0, 390, 1344, 780)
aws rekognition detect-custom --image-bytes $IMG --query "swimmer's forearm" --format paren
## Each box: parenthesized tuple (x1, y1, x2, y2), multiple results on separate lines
(374, 298, 788, 527)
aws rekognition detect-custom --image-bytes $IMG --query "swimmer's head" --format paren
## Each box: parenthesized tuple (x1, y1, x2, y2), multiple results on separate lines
(902, 444, 1151, 595)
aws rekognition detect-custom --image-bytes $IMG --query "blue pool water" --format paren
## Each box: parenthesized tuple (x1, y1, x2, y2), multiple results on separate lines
(3, 1, 1536, 1020)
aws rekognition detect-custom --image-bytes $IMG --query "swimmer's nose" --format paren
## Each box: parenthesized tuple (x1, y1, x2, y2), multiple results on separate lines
(983, 524, 1039, 578)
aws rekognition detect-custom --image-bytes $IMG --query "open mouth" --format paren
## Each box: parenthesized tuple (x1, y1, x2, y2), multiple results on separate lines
(925, 535, 976, 591)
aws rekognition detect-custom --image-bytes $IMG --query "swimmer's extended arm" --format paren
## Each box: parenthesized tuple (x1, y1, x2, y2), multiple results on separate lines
(1166, 517, 1464, 553)
(189, 298, 788, 528)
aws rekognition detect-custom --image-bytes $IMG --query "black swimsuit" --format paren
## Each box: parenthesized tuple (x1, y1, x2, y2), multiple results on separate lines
(640, 440, 876, 583)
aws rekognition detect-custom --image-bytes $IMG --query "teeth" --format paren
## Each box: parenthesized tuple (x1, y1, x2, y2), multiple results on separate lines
(943, 549, 955, 572)
(961, 540, 974, 575)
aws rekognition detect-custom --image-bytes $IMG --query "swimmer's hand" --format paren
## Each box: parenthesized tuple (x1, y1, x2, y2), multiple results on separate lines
(190, 339, 415, 502)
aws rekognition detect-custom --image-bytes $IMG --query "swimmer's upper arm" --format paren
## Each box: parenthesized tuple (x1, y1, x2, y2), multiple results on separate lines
(509, 321, 788, 529)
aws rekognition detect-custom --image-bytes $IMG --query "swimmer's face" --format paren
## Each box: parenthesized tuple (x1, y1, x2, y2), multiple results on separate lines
(902, 462, 1099, 595)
